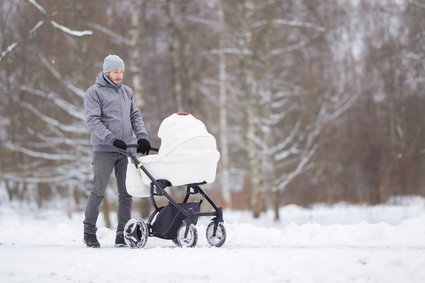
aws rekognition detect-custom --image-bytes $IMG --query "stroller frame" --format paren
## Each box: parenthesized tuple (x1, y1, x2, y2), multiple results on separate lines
(147, 180, 224, 231)
(118, 144, 225, 247)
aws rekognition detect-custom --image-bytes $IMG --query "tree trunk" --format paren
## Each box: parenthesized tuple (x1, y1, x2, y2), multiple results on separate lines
(247, 102, 263, 218)
(241, 0, 263, 218)
(217, 0, 232, 208)
(273, 190, 280, 221)
(184, 40, 197, 116)
(129, 0, 144, 107)
(166, 0, 183, 112)
(130, 0, 151, 218)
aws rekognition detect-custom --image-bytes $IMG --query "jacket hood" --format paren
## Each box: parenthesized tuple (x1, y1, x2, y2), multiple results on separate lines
(95, 72, 122, 89)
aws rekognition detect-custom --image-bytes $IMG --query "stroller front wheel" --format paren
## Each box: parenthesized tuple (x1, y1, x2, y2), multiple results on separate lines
(206, 222, 226, 247)
(124, 218, 148, 248)
(175, 223, 198, 248)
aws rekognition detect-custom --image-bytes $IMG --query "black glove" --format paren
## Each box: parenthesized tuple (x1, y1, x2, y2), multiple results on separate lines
(113, 139, 127, 150)
(137, 139, 151, 155)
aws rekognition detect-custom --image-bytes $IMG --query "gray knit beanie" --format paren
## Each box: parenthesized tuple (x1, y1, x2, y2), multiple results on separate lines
(103, 54, 125, 73)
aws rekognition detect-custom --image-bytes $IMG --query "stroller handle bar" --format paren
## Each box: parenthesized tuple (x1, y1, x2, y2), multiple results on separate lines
(127, 144, 159, 152)
(115, 144, 159, 171)
(116, 144, 162, 191)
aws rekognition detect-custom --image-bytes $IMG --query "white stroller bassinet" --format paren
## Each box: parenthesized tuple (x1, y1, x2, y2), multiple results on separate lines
(126, 113, 220, 197)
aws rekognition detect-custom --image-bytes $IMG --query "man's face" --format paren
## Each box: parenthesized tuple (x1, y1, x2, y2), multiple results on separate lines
(106, 69, 124, 84)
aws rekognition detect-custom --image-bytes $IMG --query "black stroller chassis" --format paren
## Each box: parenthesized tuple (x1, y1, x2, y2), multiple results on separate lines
(117, 145, 226, 248)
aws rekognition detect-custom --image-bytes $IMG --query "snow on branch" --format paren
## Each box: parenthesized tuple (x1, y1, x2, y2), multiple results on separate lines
(325, 93, 360, 123)
(3, 141, 76, 161)
(252, 18, 325, 32)
(27, 0, 92, 36)
(271, 96, 292, 109)
(275, 144, 318, 191)
(2, 171, 86, 186)
(0, 20, 44, 62)
(22, 126, 89, 151)
(209, 48, 252, 56)
(272, 19, 325, 32)
(85, 22, 132, 46)
(260, 112, 286, 126)
(20, 85, 85, 121)
(20, 101, 87, 134)
(2, 0, 92, 62)
(38, 55, 85, 98)
(247, 131, 268, 152)
(50, 21, 92, 37)
(27, 0, 46, 14)
(268, 102, 297, 123)
(0, 42, 18, 62)
(34, 130, 89, 147)
(273, 121, 301, 157)
(186, 15, 218, 29)
(29, 20, 45, 35)
(56, 160, 91, 176)
(274, 91, 361, 192)
(270, 35, 322, 57)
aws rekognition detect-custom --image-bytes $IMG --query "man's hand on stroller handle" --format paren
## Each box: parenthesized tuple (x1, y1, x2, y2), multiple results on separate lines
(125, 144, 159, 153)
(115, 144, 158, 169)
(137, 138, 151, 155)
(112, 140, 158, 154)
(112, 139, 127, 150)
(117, 144, 159, 168)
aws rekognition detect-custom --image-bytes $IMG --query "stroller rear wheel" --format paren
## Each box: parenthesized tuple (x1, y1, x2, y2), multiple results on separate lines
(124, 218, 148, 248)
(175, 223, 198, 248)
(206, 222, 226, 247)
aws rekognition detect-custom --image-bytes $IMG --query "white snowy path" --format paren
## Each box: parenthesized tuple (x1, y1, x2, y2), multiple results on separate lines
(1, 200, 425, 283)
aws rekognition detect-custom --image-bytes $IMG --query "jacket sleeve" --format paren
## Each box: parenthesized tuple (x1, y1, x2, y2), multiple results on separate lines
(84, 87, 115, 144)
(129, 91, 148, 140)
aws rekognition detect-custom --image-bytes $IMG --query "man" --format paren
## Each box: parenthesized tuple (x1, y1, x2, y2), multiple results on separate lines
(83, 54, 151, 248)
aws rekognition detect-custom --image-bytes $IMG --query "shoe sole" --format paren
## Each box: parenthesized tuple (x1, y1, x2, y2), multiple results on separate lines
(83, 239, 100, 248)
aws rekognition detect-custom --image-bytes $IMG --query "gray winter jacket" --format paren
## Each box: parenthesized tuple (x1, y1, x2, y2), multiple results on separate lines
(84, 72, 148, 152)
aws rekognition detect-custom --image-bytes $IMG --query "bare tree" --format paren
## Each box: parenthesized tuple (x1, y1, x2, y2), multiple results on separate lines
(216, 0, 232, 207)
(1, 0, 424, 216)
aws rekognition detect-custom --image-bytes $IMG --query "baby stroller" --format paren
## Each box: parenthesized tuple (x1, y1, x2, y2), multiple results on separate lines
(118, 112, 226, 248)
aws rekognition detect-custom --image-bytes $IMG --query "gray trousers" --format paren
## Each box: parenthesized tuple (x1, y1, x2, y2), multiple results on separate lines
(83, 151, 132, 235)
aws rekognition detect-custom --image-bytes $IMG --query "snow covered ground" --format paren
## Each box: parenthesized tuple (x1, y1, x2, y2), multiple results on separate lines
(1, 197, 425, 283)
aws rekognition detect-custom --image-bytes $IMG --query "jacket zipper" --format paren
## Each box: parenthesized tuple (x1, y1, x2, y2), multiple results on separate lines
(120, 87, 126, 139)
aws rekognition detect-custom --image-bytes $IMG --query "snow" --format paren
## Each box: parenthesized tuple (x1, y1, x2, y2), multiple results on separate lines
(1, 198, 425, 282)
(50, 21, 93, 37)
(27, 0, 92, 38)
(27, 0, 46, 14)
(0, 42, 18, 62)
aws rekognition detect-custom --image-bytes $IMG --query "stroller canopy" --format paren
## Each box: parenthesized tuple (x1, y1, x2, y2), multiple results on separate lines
(157, 112, 218, 157)
(138, 112, 220, 187)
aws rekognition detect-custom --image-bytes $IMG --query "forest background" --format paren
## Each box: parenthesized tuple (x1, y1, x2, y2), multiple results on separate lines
(0, 0, 424, 222)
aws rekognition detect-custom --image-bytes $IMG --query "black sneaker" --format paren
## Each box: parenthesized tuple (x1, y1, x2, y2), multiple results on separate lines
(114, 234, 127, 248)
(84, 233, 100, 248)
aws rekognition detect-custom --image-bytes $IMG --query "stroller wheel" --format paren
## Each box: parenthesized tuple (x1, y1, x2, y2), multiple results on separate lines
(206, 222, 226, 247)
(123, 218, 148, 248)
(175, 223, 198, 248)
